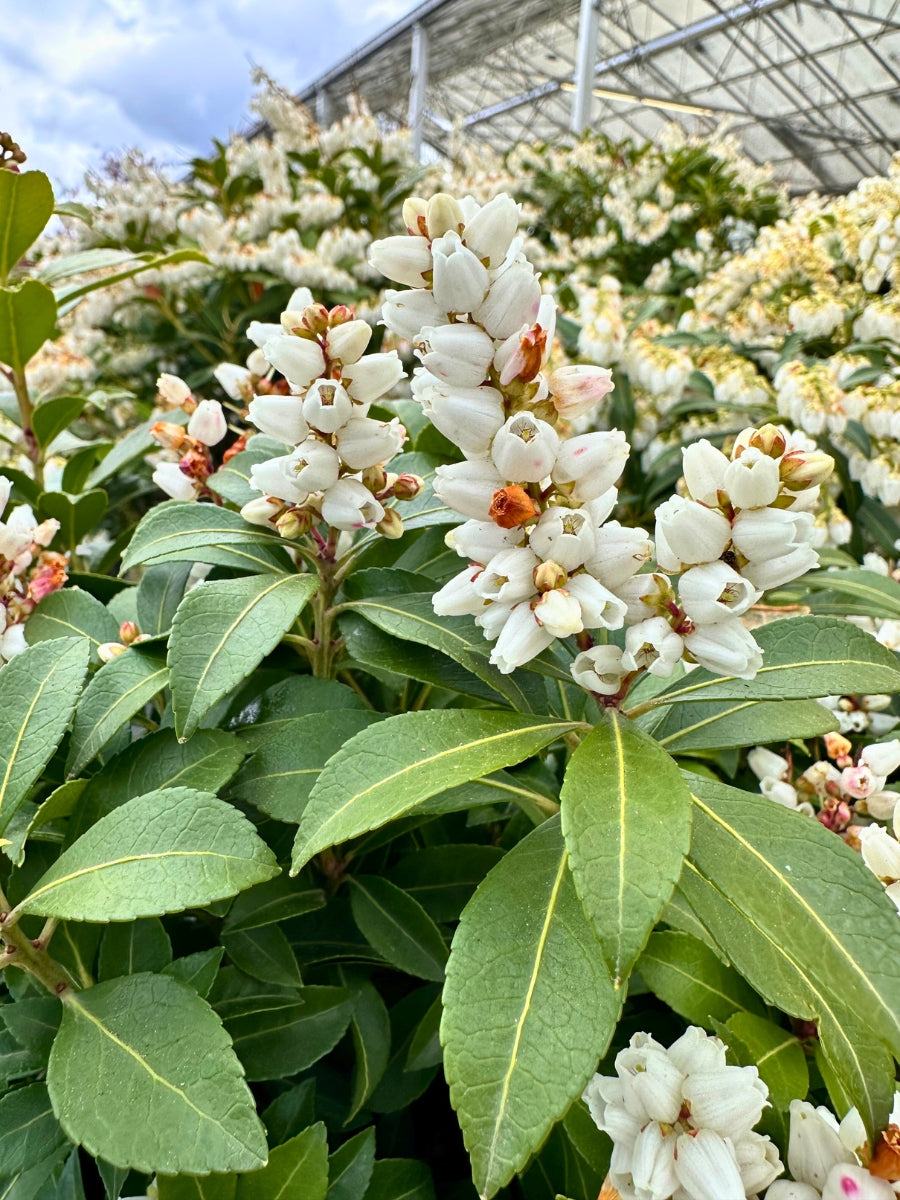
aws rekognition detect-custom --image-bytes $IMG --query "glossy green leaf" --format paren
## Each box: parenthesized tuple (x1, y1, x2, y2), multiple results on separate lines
(327, 1127, 375, 1200)
(157, 1173, 236, 1200)
(169, 573, 318, 740)
(389, 845, 505, 923)
(235, 1123, 326, 1200)
(17, 787, 279, 921)
(97, 918, 173, 980)
(799, 568, 900, 620)
(207, 441, 286, 508)
(0, 281, 57, 372)
(637, 930, 766, 1027)
(136, 562, 193, 635)
(221, 925, 302, 988)
(161, 948, 224, 998)
(646, 697, 838, 752)
(363, 1160, 435, 1200)
(222, 876, 325, 932)
(343, 977, 391, 1120)
(231, 674, 368, 751)
(230, 711, 384, 823)
(0, 1082, 68, 1175)
(66, 643, 168, 777)
(636, 616, 900, 710)
(442, 817, 619, 1199)
(560, 712, 692, 984)
(32, 396, 86, 449)
(47, 973, 267, 1173)
(1, 997, 62, 1060)
(721, 1011, 809, 1109)
(24, 587, 119, 663)
(0, 637, 89, 834)
(0, 169, 54, 280)
(292, 710, 580, 872)
(219, 986, 354, 1081)
(121, 501, 289, 574)
(406, 994, 443, 1071)
(349, 876, 448, 982)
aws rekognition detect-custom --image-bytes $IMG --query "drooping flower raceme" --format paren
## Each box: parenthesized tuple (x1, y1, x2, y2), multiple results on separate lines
(150, 374, 229, 501)
(370, 192, 652, 679)
(0, 476, 66, 666)
(583, 1026, 783, 1200)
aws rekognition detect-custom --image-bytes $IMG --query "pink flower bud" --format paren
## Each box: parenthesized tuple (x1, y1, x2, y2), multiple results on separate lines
(187, 399, 227, 447)
(548, 365, 614, 420)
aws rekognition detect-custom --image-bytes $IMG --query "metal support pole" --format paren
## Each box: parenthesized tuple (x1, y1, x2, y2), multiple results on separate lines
(408, 21, 429, 160)
(571, 0, 601, 134)
(315, 88, 332, 127)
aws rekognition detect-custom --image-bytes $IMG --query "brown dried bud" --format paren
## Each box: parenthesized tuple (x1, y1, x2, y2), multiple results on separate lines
(377, 509, 405, 539)
(870, 1126, 900, 1181)
(489, 485, 540, 529)
(179, 448, 212, 482)
(222, 432, 248, 464)
(533, 561, 567, 593)
(150, 421, 189, 452)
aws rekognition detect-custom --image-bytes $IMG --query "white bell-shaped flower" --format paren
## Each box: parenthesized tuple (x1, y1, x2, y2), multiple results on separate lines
(461, 193, 519, 268)
(681, 1064, 768, 1139)
(240, 496, 281, 528)
(731, 507, 815, 562)
(683, 439, 729, 506)
(764, 1181, 822, 1200)
(246, 322, 283, 349)
(547, 364, 614, 420)
(368, 234, 433, 287)
(491, 413, 560, 483)
(249, 454, 309, 506)
(859, 825, 900, 882)
(152, 461, 196, 502)
(552, 430, 630, 502)
(417, 379, 505, 458)
(861, 739, 900, 778)
(381, 289, 447, 342)
(320, 477, 385, 530)
(683, 617, 763, 679)
(434, 460, 505, 520)
(431, 230, 490, 314)
(565, 575, 626, 630)
(735, 1134, 785, 1196)
(432, 565, 486, 617)
(571, 645, 627, 695)
(475, 599, 514, 640)
(786, 1100, 856, 1192)
(724, 447, 782, 509)
(742, 545, 819, 590)
(747, 747, 791, 782)
(622, 617, 683, 676)
(263, 335, 327, 391)
(287, 439, 341, 493)
(474, 262, 542, 340)
(0, 622, 27, 664)
(247, 395, 308, 445)
(447, 520, 522, 564)
(631, 1121, 679, 1198)
(678, 561, 762, 625)
(583, 521, 652, 590)
(342, 352, 405, 407)
(529, 506, 595, 571)
(655, 496, 732, 571)
(324, 320, 371, 365)
(214, 363, 253, 401)
(419, 324, 495, 388)
(822, 1164, 895, 1200)
(489, 601, 554, 672)
(475, 547, 540, 605)
(337, 417, 405, 470)
(674, 1129, 747, 1200)
(302, 379, 355, 434)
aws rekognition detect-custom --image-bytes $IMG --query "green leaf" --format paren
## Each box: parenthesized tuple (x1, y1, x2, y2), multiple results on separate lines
(349, 876, 448, 981)
(219, 986, 355, 1081)
(645, 697, 838, 752)
(25, 587, 119, 663)
(801, 568, 900, 620)
(261, 1080, 316, 1148)
(343, 977, 390, 1120)
(207, 441, 286, 508)
(121, 501, 289, 575)
(66, 644, 168, 777)
(37, 491, 108, 552)
(53, 248, 209, 316)
(169, 573, 318, 740)
(47, 973, 267, 1173)
(389, 845, 505, 923)
(2, 997, 62, 1060)
(36, 248, 140, 284)
(0, 1082, 68, 1175)
(221, 925, 302, 988)
(637, 930, 765, 1027)
(721, 1011, 809, 1109)
(230, 711, 384, 823)
(157, 1174, 236, 1200)
(161, 948, 224, 998)
(363, 1160, 435, 1200)
(442, 817, 619, 1199)
(0, 637, 89, 835)
(0, 170, 54, 280)
(17, 787, 279, 921)
(327, 1128, 375, 1200)
(222, 876, 325, 932)
(231, 675, 367, 752)
(0, 281, 57, 372)
(560, 712, 693, 984)
(31, 396, 86, 449)
(292, 711, 580, 872)
(405, 994, 443, 1071)
(638, 616, 900, 709)
(136, 562, 193, 636)
(98, 918, 172, 980)
(235, 1123, 327, 1200)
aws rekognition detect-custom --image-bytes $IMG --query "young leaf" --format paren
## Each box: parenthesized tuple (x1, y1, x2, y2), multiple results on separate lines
(121, 501, 289, 574)
(169, 573, 318, 740)
(292, 710, 581, 872)
(0, 280, 57, 372)
(16, 787, 279, 921)
(442, 817, 619, 1199)
(349, 876, 448, 982)
(136, 561, 193, 635)
(221, 925, 303, 989)
(97, 918, 173, 980)
(637, 930, 766, 1027)
(0, 169, 55, 280)
(560, 712, 693, 985)
(0, 1082, 68, 1175)
(235, 1122, 327, 1200)
(66, 643, 168, 777)
(47, 973, 267, 1174)
(327, 1127, 375, 1200)
(219, 987, 355, 1081)
(646, 697, 838, 752)
(0, 637, 89, 835)
(24, 586, 119, 662)
(229, 711, 384, 823)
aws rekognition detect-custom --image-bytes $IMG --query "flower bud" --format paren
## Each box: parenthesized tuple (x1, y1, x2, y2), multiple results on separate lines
(157, 373, 192, 409)
(150, 421, 189, 452)
(547, 364, 614, 420)
(779, 449, 836, 491)
(275, 508, 311, 539)
(431, 231, 490, 315)
(369, 234, 432, 287)
(118, 621, 140, 645)
(98, 642, 127, 663)
(402, 197, 428, 235)
(376, 509, 405, 539)
(426, 193, 465, 238)
(734, 423, 787, 459)
(861, 739, 900, 778)
(533, 560, 567, 593)
(533, 588, 583, 637)
(824, 731, 853, 762)
(462, 193, 519, 268)
(187, 399, 227, 447)
(392, 473, 424, 501)
(152, 461, 197, 501)
(240, 496, 282, 527)
(491, 413, 560, 482)
(723, 447, 780, 509)
(418, 324, 495, 388)
(361, 465, 389, 494)
(325, 319, 371, 365)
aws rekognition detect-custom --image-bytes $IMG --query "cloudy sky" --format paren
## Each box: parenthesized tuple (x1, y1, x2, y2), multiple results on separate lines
(2, 0, 420, 192)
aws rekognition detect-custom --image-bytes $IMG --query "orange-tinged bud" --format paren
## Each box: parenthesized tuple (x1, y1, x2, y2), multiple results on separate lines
(150, 421, 189, 451)
(489, 486, 540, 529)
(119, 621, 140, 645)
(734, 423, 786, 459)
(533, 560, 567, 593)
(779, 449, 835, 490)
(222, 433, 248, 464)
(870, 1127, 900, 1181)
(824, 731, 853, 762)
(328, 305, 355, 327)
(300, 303, 330, 335)
(361, 465, 389, 494)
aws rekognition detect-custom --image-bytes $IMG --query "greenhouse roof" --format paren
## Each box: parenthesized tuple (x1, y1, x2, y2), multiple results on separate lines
(298, 0, 900, 193)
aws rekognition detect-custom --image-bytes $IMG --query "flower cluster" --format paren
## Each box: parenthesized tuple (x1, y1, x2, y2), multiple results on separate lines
(149, 375, 229, 500)
(238, 287, 418, 537)
(583, 1025, 782, 1200)
(370, 191, 653, 676)
(0, 477, 66, 665)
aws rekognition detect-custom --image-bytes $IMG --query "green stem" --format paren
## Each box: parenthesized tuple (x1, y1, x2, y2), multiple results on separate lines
(0, 890, 74, 997)
(11, 367, 43, 489)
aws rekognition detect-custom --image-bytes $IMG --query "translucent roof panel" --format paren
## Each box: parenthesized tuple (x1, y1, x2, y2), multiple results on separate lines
(297, 0, 900, 193)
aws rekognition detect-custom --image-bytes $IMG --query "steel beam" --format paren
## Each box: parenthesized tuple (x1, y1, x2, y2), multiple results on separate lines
(571, 0, 601, 134)
(409, 21, 429, 160)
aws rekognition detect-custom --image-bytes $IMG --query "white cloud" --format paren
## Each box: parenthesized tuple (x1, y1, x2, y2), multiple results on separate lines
(0, 0, 420, 191)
